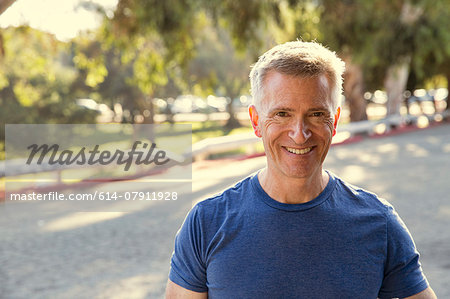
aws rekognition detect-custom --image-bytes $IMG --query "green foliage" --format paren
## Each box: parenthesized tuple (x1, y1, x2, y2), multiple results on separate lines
(70, 30, 173, 124)
(111, 0, 199, 66)
(128, 43, 168, 95)
(0, 26, 97, 140)
(312, 0, 450, 89)
(275, 1, 322, 42)
(106, 0, 283, 128)
(111, 0, 283, 58)
(73, 50, 108, 87)
(186, 20, 252, 99)
(409, 0, 450, 84)
(75, 1, 267, 125)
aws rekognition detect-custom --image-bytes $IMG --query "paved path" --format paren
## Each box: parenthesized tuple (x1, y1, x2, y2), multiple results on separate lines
(1, 123, 449, 298)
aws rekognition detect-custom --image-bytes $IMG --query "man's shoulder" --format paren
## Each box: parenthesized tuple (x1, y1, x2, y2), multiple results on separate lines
(331, 172, 394, 214)
(194, 173, 256, 219)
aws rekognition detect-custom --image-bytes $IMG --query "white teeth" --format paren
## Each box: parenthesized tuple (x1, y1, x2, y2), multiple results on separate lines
(285, 147, 312, 155)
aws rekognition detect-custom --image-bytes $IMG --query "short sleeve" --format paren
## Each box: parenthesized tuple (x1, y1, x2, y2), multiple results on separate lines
(169, 204, 208, 292)
(378, 206, 429, 298)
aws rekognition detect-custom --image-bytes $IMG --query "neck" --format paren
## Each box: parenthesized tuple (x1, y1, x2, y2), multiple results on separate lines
(258, 168, 329, 204)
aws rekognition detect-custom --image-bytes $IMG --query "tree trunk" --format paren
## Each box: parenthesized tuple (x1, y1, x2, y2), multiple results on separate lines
(0, 30, 5, 58)
(0, 0, 15, 15)
(446, 73, 450, 112)
(444, 72, 450, 121)
(132, 95, 155, 147)
(225, 99, 240, 129)
(343, 59, 367, 122)
(384, 59, 410, 116)
(135, 95, 154, 124)
(224, 82, 244, 129)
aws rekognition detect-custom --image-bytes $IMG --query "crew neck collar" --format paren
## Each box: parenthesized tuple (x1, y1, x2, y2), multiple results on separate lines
(250, 170, 336, 212)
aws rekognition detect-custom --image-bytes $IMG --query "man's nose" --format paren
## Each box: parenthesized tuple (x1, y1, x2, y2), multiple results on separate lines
(288, 118, 311, 144)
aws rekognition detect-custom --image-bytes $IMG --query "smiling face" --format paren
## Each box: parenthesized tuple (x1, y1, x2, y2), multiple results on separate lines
(249, 71, 340, 182)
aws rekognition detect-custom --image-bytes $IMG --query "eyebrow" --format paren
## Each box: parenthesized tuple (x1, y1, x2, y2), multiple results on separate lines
(268, 106, 296, 113)
(307, 107, 329, 112)
(268, 106, 329, 114)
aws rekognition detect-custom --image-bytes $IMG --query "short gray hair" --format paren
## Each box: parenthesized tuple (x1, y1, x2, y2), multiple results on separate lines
(249, 41, 345, 110)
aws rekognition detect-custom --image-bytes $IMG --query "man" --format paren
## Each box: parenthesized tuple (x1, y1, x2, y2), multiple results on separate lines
(166, 41, 436, 298)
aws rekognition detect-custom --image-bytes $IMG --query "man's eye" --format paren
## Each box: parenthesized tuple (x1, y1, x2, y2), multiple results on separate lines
(311, 112, 324, 117)
(276, 111, 289, 117)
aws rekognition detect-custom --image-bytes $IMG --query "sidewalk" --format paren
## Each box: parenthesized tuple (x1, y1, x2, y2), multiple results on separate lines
(0, 123, 449, 298)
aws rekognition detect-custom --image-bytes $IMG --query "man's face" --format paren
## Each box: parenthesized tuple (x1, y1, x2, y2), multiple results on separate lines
(249, 71, 340, 180)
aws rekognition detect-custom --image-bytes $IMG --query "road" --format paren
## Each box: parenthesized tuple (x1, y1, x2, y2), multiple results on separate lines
(1, 123, 449, 298)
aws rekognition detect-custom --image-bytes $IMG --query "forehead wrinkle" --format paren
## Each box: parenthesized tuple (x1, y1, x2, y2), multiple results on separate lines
(307, 105, 330, 112)
(266, 92, 331, 111)
(261, 72, 333, 112)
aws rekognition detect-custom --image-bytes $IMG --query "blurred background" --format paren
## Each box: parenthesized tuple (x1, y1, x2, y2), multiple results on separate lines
(0, 0, 449, 298)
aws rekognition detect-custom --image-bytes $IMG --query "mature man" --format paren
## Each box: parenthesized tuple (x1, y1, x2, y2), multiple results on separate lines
(166, 41, 436, 298)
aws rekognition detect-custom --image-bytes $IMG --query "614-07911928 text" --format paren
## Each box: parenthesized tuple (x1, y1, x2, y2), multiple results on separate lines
(98, 191, 178, 201)
(8, 191, 178, 201)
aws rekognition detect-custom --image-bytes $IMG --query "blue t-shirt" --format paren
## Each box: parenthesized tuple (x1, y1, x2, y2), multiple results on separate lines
(169, 171, 429, 298)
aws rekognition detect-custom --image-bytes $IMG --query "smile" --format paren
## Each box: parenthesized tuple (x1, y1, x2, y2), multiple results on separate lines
(284, 146, 312, 155)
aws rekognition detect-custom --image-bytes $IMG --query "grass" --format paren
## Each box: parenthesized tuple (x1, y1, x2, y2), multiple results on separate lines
(188, 120, 262, 160)
(183, 120, 254, 143)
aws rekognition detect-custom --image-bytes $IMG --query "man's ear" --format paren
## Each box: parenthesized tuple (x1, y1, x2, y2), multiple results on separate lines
(248, 105, 262, 138)
(332, 106, 341, 137)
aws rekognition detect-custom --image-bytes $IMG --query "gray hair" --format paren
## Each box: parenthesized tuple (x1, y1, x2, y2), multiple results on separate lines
(249, 41, 345, 110)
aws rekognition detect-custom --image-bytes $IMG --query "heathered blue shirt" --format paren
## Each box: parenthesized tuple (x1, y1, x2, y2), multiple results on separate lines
(169, 171, 429, 298)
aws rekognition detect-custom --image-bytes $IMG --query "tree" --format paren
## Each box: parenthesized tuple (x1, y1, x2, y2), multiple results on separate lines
(102, 0, 279, 125)
(406, 0, 450, 114)
(96, 0, 450, 123)
(70, 30, 170, 124)
(366, 0, 450, 116)
(71, 1, 207, 124)
(263, 0, 370, 121)
(284, 0, 450, 119)
(315, 0, 380, 121)
(0, 26, 97, 140)
(186, 19, 254, 128)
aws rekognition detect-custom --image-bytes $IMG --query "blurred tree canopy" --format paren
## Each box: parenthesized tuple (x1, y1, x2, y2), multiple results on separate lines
(70, 31, 169, 124)
(0, 26, 97, 140)
(67, 0, 274, 127)
(280, 0, 450, 119)
(185, 17, 256, 127)
(106, 0, 449, 121)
